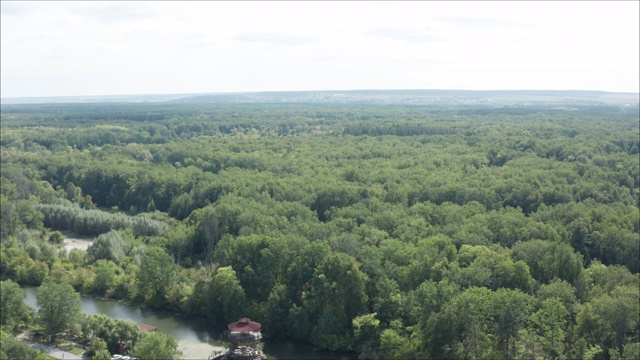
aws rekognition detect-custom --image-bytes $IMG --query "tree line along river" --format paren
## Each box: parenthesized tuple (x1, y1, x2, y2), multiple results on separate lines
(22, 285, 356, 360)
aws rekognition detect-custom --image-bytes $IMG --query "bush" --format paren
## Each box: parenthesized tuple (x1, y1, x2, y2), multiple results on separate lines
(87, 231, 126, 263)
(48, 231, 64, 244)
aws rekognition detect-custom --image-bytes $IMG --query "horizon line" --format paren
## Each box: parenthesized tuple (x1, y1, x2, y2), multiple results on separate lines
(2, 88, 639, 102)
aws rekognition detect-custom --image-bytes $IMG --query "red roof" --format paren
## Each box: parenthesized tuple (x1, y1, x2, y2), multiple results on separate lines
(228, 318, 261, 332)
(137, 322, 157, 332)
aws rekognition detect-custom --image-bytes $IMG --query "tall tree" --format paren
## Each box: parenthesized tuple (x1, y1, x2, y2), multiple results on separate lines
(490, 288, 533, 358)
(311, 252, 369, 329)
(0, 279, 34, 330)
(201, 210, 226, 272)
(532, 298, 569, 359)
(208, 266, 247, 324)
(135, 247, 178, 308)
(36, 282, 82, 342)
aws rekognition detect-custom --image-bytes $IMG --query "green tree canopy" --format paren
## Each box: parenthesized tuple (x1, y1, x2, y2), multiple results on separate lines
(86, 230, 126, 263)
(135, 246, 177, 307)
(36, 282, 82, 342)
(0, 279, 34, 330)
(131, 331, 181, 360)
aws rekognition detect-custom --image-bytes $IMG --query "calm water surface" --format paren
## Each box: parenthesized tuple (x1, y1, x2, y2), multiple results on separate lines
(23, 286, 356, 360)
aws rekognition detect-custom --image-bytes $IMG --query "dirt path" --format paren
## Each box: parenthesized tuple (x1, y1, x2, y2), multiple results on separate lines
(18, 338, 89, 360)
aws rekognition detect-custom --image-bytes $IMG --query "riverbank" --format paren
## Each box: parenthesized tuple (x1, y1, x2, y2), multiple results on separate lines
(23, 285, 234, 359)
(15, 328, 225, 360)
(22, 285, 356, 360)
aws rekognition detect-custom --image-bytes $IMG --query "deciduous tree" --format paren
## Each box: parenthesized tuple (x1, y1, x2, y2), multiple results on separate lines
(131, 331, 181, 360)
(36, 282, 82, 342)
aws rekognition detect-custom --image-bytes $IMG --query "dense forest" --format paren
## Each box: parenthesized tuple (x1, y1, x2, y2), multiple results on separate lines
(1, 100, 638, 359)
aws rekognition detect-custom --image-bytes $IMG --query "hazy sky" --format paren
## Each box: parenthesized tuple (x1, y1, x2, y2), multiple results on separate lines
(1, 1, 638, 98)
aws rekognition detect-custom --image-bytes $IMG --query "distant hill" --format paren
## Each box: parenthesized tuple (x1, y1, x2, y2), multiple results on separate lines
(2, 89, 638, 108)
(0, 93, 193, 105)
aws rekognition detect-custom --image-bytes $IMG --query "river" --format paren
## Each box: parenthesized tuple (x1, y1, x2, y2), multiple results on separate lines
(22, 286, 356, 360)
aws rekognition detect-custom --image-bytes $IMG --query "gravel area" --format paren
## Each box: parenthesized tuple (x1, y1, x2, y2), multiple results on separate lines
(61, 232, 94, 252)
(178, 340, 227, 360)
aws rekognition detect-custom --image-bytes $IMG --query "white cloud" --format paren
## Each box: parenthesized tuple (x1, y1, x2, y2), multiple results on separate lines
(1, 1, 638, 97)
(233, 33, 320, 46)
(364, 27, 445, 44)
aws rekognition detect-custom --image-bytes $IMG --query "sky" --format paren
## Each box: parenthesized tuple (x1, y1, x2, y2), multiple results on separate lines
(1, 1, 639, 98)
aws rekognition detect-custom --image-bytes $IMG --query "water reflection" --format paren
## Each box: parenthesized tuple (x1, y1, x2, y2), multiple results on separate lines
(23, 286, 226, 345)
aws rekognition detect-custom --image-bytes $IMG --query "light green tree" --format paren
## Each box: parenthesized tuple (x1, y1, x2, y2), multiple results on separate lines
(532, 298, 568, 359)
(36, 282, 82, 342)
(92, 259, 117, 295)
(92, 348, 111, 360)
(87, 230, 126, 263)
(131, 332, 181, 360)
(86, 338, 107, 357)
(352, 313, 381, 359)
(208, 266, 247, 323)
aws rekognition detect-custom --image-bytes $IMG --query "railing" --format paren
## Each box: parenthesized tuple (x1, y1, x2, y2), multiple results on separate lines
(229, 331, 262, 342)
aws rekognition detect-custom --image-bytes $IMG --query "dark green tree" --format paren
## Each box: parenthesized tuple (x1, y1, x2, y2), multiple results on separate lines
(135, 246, 177, 307)
(0, 330, 47, 359)
(0, 280, 34, 330)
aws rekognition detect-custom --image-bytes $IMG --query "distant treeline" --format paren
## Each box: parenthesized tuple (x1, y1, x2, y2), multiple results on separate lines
(343, 124, 458, 136)
(457, 105, 639, 116)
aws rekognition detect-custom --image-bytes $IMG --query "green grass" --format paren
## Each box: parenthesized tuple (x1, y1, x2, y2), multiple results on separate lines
(59, 344, 84, 355)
